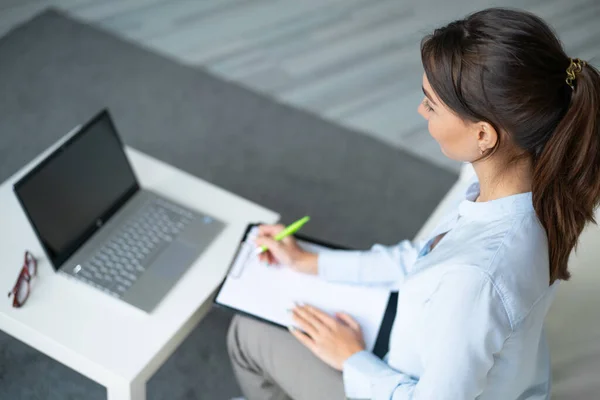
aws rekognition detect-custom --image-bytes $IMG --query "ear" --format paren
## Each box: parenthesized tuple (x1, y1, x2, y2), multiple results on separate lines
(476, 121, 498, 152)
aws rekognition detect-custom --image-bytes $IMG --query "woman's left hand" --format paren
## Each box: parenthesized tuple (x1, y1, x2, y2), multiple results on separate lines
(290, 304, 366, 371)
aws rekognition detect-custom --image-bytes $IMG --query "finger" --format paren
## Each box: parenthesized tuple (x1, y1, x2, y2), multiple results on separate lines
(289, 327, 317, 352)
(256, 237, 292, 266)
(257, 224, 286, 237)
(302, 305, 337, 330)
(336, 312, 361, 331)
(267, 253, 278, 265)
(257, 250, 273, 264)
(292, 308, 321, 337)
(280, 234, 296, 246)
(255, 236, 283, 252)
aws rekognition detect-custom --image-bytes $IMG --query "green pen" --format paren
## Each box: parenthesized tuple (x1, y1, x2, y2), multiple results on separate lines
(255, 216, 310, 254)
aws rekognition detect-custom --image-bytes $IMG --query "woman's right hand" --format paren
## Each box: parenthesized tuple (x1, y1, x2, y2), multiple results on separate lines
(254, 224, 319, 275)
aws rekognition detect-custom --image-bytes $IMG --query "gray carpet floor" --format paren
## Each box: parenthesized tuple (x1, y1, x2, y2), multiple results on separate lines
(0, 9, 456, 400)
(4, 0, 598, 172)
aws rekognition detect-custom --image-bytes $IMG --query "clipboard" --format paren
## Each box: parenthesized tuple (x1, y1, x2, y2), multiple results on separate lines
(213, 223, 398, 357)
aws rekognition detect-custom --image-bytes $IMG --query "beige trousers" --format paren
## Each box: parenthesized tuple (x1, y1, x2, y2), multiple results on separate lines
(227, 314, 347, 400)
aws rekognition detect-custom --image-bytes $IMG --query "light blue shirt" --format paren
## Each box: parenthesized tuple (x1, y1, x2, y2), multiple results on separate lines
(318, 179, 558, 399)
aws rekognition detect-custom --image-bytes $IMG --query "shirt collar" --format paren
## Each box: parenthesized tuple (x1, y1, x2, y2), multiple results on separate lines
(458, 181, 535, 220)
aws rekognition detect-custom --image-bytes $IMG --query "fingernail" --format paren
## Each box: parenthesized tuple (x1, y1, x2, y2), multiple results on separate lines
(288, 325, 295, 332)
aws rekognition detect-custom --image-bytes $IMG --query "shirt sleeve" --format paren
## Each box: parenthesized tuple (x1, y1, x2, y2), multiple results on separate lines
(317, 240, 424, 289)
(341, 267, 512, 399)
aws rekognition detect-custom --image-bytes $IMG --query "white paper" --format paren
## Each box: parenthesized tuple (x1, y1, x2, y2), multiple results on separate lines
(216, 228, 390, 351)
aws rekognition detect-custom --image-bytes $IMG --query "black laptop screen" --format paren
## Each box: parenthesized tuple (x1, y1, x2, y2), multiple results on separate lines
(14, 111, 139, 268)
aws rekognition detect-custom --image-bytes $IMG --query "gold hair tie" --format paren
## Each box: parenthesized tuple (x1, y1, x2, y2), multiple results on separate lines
(566, 58, 586, 89)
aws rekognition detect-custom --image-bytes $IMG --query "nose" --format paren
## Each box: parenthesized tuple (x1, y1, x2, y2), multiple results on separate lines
(417, 101, 428, 120)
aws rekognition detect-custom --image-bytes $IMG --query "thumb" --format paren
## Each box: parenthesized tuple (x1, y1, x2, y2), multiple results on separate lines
(336, 312, 360, 331)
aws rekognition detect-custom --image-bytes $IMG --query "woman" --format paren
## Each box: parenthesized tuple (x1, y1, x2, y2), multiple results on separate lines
(227, 8, 600, 400)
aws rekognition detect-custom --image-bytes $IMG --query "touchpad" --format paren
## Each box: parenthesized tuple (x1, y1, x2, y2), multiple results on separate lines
(149, 240, 198, 278)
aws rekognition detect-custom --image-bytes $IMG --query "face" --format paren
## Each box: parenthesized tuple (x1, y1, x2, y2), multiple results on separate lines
(418, 73, 492, 162)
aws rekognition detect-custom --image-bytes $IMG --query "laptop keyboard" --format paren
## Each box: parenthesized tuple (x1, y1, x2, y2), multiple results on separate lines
(74, 199, 195, 297)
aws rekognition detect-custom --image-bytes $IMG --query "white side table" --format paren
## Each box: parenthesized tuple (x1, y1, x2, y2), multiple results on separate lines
(0, 142, 279, 400)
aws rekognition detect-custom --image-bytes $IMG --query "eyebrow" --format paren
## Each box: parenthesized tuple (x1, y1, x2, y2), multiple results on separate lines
(422, 86, 438, 107)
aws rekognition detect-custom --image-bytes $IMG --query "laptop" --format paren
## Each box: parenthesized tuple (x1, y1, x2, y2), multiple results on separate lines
(13, 109, 225, 312)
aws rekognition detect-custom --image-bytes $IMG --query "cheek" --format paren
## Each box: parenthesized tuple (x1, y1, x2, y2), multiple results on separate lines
(428, 118, 474, 161)
(427, 117, 448, 146)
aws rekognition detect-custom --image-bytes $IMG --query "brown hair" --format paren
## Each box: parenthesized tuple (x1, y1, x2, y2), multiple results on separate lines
(421, 8, 600, 284)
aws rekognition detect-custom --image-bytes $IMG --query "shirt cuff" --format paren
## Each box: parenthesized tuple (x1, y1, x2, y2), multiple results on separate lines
(342, 351, 392, 398)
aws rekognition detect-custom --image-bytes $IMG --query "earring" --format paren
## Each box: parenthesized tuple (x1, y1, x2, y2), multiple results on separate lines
(479, 148, 485, 155)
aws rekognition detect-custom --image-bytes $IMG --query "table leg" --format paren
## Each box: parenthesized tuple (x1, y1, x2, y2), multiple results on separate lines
(107, 379, 146, 400)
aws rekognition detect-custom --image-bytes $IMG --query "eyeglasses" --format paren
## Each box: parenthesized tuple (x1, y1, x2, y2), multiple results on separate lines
(8, 251, 38, 308)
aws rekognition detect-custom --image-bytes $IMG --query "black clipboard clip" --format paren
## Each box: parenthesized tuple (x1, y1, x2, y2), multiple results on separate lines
(227, 224, 261, 279)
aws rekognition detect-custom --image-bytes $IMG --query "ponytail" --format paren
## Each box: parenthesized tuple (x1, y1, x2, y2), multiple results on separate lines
(420, 8, 600, 284)
(532, 62, 600, 283)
